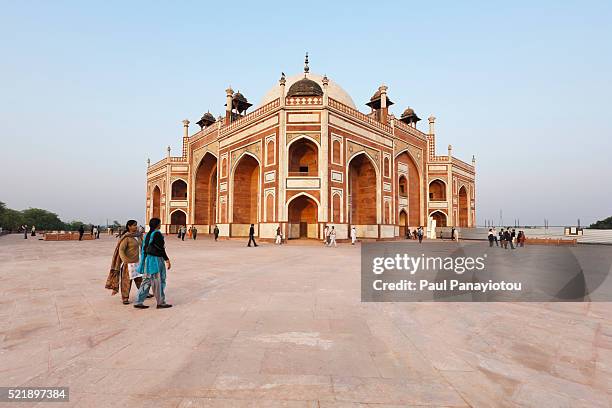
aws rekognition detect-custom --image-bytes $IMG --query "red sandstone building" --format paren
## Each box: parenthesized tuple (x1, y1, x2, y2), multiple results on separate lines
(145, 56, 476, 240)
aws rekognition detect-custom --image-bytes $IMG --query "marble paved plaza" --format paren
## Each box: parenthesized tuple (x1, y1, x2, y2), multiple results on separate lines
(1, 234, 612, 407)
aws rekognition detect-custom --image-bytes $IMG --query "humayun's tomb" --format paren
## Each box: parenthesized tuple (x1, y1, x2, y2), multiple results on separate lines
(145, 55, 476, 240)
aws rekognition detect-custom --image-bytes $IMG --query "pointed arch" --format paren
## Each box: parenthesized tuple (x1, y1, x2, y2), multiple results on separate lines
(194, 152, 218, 227)
(151, 185, 161, 220)
(347, 151, 380, 225)
(395, 150, 421, 226)
(287, 192, 319, 239)
(430, 210, 448, 228)
(231, 152, 261, 224)
(458, 186, 469, 227)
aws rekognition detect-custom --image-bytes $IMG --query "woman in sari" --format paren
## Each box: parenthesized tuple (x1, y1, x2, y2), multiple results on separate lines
(134, 218, 172, 309)
(105, 220, 148, 304)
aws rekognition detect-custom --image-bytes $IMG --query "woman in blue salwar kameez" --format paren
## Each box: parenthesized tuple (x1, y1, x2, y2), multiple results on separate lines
(134, 218, 173, 309)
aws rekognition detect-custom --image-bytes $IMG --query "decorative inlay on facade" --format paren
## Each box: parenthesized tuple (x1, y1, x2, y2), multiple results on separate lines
(383, 182, 391, 192)
(331, 171, 343, 183)
(346, 140, 380, 168)
(286, 178, 321, 190)
(264, 171, 276, 183)
(231, 141, 262, 164)
(286, 132, 320, 145)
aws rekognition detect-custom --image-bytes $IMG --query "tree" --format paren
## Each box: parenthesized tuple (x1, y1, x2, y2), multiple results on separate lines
(21, 208, 65, 231)
(589, 216, 612, 229)
(1, 208, 24, 231)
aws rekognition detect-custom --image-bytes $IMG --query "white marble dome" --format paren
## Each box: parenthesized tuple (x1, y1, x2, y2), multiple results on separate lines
(258, 73, 357, 109)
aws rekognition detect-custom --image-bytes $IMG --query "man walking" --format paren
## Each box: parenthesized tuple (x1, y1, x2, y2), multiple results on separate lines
(323, 225, 329, 245)
(247, 224, 258, 247)
(181, 226, 186, 241)
(492, 227, 499, 246)
(417, 226, 424, 243)
(213, 225, 219, 241)
(328, 226, 337, 247)
(192, 226, 198, 240)
(350, 226, 357, 245)
(78, 224, 85, 241)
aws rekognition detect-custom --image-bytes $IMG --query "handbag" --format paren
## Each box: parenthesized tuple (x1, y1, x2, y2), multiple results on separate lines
(128, 263, 143, 280)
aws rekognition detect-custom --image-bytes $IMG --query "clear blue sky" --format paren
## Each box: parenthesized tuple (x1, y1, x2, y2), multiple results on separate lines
(1, 1, 610, 226)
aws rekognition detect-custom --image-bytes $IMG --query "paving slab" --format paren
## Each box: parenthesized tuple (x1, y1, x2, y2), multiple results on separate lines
(1, 234, 611, 407)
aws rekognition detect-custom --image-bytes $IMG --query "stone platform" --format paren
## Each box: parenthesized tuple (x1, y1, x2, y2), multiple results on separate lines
(1, 234, 611, 407)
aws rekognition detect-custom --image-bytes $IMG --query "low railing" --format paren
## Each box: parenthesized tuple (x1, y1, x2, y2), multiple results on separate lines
(220, 98, 281, 136)
(288, 171, 318, 177)
(328, 98, 393, 133)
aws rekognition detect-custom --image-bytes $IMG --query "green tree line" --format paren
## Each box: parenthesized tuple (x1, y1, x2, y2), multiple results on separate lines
(590, 216, 612, 229)
(0, 201, 98, 232)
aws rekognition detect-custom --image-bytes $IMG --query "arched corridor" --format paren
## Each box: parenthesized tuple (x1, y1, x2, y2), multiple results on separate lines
(396, 152, 421, 226)
(152, 186, 161, 220)
(233, 155, 260, 224)
(348, 153, 377, 225)
(430, 211, 447, 228)
(194, 153, 218, 228)
(458, 186, 469, 227)
(287, 194, 318, 239)
(170, 210, 186, 234)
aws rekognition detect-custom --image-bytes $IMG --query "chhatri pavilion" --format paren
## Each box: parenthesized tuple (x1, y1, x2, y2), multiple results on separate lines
(145, 55, 476, 240)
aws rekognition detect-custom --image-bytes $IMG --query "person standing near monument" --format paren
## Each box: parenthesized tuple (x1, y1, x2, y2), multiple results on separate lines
(22, 225, 28, 239)
(323, 225, 329, 245)
(247, 224, 258, 247)
(492, 227, 499, 246)
(78, 224, 85, 241)
(134, 218, 172, 309)
(105, 220, 148, 305)
(350, 226, 357, 245)
(417, 226, 424, 243)
(31, 225, 36, 237)
(213, 225, 219, 241)
(192, 226, 197, 240)
(451, 227, 456, 241)
(328, 226, 337, 247)
(275, 225, 282, 245)
(180, 225, 186, 241)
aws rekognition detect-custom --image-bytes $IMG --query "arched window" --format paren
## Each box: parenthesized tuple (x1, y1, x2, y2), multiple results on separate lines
(171, 179, 187, 200)
(428, 180, 446, 201)
(288, 138, 318, 176)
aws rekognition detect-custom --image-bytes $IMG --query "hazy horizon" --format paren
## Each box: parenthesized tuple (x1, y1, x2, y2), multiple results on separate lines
(1, 1, 611, 227)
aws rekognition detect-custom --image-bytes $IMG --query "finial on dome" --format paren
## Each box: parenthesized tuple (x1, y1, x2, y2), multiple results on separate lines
(322, 74, 329, 86)
(304, 52, 309, 76)
(279, 72, 286, 86)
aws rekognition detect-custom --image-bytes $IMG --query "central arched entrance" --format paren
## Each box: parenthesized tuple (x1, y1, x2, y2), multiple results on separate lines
(348, 153, 377, 226)
(233, 154, 260, 225)
(458, 186, 468, 227)
(152, 186, 161, 220)
(194, 153, 218, 231)
(170, 210, 186, 234)
(287, 194, 318, 239)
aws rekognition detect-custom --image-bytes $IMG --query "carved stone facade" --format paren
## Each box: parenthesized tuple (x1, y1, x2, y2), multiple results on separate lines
(145, 63, 476, 239)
